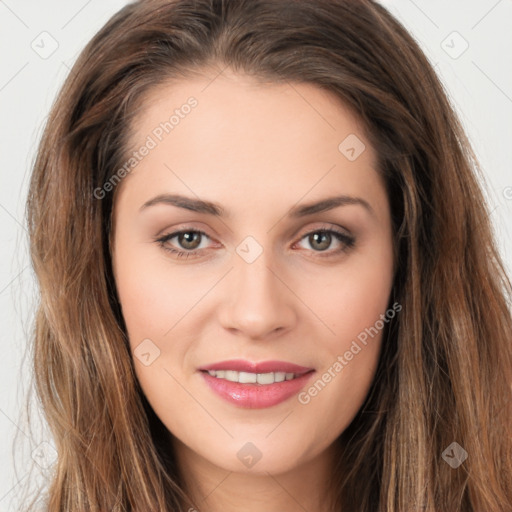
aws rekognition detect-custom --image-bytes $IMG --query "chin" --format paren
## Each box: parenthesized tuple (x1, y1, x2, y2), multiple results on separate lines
(198, 437, 315, 476)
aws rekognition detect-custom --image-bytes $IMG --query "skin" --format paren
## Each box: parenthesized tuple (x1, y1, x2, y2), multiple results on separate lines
(111, 67, 395, 512)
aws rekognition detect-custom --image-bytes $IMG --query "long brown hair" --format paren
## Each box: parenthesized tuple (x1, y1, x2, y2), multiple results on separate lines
(25, 0, 512, 510)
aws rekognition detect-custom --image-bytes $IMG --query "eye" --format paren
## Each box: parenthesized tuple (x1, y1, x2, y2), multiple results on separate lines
(154, 225, 356, 260)
(294, 227, 355, 256)
(154, 229, 214, 259)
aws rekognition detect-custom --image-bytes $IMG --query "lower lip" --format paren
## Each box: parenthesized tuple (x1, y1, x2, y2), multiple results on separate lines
(199, 371, 315, 409)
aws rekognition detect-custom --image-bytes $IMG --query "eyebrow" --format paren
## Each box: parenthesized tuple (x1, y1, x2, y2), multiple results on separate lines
(139, 193, 374, 218)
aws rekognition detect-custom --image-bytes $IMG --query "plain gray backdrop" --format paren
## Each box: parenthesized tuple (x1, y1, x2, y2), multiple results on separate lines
(0, 1, 511, 510)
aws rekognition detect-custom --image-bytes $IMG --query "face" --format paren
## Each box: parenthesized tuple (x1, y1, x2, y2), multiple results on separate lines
(111, 68, 395, 477)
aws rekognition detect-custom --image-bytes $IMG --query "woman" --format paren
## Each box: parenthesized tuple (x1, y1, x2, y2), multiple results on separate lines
(26, 0, 512, 510)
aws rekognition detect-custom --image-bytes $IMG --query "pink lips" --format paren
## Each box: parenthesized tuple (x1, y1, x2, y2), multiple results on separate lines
(198, 359, 315, 409)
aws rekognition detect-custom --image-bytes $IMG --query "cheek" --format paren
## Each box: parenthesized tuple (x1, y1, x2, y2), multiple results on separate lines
(113, 243, 219, 397)
(304, 242, 394, 354)
(114, 245, 201, 343)
(294, 242, 393, 423)
(113, 250, 202, 417)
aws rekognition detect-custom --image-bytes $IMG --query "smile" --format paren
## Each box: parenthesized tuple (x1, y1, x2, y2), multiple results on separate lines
(203, 370, 299, 384)
(198, 359, 315, 409)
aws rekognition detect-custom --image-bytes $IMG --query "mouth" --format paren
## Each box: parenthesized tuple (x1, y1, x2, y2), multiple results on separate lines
(197, 359, 315, 408)
(200, 369, 310, 384)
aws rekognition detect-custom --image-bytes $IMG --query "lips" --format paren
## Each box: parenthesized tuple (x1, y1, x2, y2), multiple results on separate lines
(198, 359, 315, 409)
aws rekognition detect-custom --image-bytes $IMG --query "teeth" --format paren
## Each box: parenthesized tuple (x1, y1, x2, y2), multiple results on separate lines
(274, 372, 286, 382)
(206, 370, 296, 384)
(257, 372, 274, 385)
(239, 371, 257, 384)
(224, 370, 238, 382)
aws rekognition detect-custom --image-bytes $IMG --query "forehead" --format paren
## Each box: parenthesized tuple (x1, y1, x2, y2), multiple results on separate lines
(115, 68, 385, 216)
(134, 68, 372, 156)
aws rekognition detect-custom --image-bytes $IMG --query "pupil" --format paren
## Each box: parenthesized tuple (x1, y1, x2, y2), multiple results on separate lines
(311, 232, 330, 251)
(180, 232, 200, 249)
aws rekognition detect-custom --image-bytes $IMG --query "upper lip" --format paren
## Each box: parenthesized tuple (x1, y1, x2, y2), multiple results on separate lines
(198, 359, 314, 375)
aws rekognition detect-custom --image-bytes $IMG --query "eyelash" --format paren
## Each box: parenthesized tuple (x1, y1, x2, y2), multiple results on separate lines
(154, 226, 356, 260)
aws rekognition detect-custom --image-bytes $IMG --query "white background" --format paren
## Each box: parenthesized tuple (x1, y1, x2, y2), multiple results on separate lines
(0, 1, 511, 510)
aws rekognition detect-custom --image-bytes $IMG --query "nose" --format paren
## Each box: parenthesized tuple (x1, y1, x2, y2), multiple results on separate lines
(217, 248, 297, 340)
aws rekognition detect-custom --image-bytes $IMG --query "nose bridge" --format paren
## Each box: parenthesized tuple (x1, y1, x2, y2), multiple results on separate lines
(218, 239, 296, 338)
